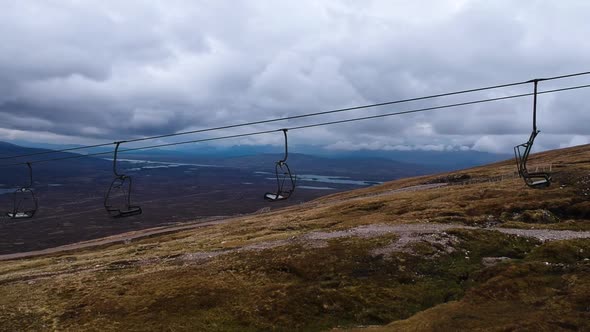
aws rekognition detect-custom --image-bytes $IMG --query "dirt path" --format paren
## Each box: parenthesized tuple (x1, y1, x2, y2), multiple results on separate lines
(0, 216, 231, 261)
(2, 219, 590, 263)
(1, 221, 589, 287)
(493, 227, 590, 241)
(294, 223, 590, 244)
(1, 181, 588, 263)
(178, 223, 590, 264)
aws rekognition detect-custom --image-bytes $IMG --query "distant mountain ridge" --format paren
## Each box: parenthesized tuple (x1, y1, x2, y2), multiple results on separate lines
(204, 153, 437, 181)
(0, 141, 509, 185)
(5, 140, 511, 170)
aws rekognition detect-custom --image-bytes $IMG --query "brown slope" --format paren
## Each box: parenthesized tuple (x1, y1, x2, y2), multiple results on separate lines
(0, 144, 589, 331)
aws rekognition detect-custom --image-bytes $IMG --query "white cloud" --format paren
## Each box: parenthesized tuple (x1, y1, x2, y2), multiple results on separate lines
(0, 1, 589, 153)
(560, 135, 590, 149)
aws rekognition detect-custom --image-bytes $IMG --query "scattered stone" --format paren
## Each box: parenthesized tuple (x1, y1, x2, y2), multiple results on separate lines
(482, 256, 512, 267)
(255, 207, 271, 214)
(371, 230, 459, 259)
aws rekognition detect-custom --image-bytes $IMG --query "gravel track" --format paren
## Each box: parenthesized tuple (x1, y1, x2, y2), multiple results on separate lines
(2, 221, 589, 262)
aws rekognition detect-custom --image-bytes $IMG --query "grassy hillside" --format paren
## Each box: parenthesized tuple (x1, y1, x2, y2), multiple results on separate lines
(1, 145, 590, 331)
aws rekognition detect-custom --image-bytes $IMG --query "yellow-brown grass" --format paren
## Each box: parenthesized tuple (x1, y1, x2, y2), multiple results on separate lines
(1, 145, 590, 331)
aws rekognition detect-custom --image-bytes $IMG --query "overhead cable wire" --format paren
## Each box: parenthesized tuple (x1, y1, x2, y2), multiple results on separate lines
(2, 82, 589, 168)
(2, 70, 590, 161)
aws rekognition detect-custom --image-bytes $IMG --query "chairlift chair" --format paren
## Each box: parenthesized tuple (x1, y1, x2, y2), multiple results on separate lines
(6, 162, 38, 219)
(513, 79, 551, 188)
(264, 129, 296, 201)
(104, 142, 142, 217)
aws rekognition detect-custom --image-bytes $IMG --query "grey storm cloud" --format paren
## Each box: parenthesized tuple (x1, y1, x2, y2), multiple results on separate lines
(1, 0, 589, 153)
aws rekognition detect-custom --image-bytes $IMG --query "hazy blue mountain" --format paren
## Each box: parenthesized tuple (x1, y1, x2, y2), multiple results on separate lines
(0, 141, 511, 185)
(8, 140, 511, 171)
(125, 144, 511, 170)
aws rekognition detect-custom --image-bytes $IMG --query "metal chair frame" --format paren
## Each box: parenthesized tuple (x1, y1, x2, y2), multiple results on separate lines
(104, 141, 142, 217)
(6, 162, 38, 219)
(514, 79, 551, 188)
(264, 129, 296, 201)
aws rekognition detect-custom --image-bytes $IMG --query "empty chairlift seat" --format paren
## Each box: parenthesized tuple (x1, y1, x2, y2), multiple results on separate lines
(264, 129, 296, 202)
(104, 141, 142, 218)
(513, 79, 551, 189)
(6, 162, 38, 219)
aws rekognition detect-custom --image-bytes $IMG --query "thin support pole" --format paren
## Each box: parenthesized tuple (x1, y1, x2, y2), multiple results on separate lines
(279, 129, 289, 163)
(532, 80, 538, 132)
(26, 162, 33, 188)
(113, 141, 123, 178)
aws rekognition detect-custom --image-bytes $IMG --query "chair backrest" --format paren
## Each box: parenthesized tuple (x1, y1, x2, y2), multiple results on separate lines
(104, 152, 142, 218)
(7, 187, 38, 219)
(264, 161, 296, 202)
(105, 176, 142, 217)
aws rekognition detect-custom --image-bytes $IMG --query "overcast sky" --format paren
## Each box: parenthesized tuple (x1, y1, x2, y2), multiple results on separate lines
(1, 0, 589, 154)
